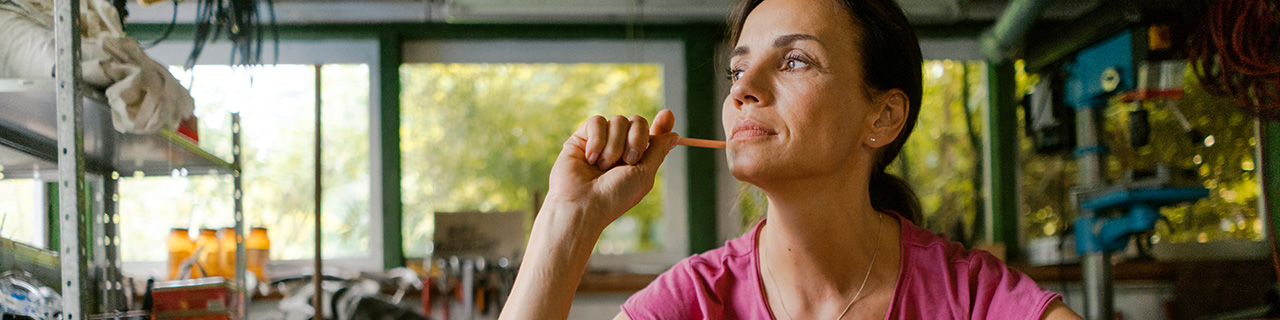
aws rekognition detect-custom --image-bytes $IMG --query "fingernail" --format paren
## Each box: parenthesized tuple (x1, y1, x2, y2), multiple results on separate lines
(625, 148, 640, 164)
(587, 152, 597, 164)
(599, 160, 610, 171)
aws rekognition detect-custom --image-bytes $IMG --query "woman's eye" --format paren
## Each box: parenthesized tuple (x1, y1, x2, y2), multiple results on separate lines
(785, 58, 808, 70)
(726, 69, 745, 81)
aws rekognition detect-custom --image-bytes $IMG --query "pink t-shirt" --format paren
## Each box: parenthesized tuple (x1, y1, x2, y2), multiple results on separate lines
(621, 214, 1061, 319)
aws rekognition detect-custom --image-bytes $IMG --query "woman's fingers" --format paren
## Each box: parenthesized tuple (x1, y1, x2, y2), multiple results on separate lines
(625, 115, 650, 165)
(582, 115, 608, 165)
(576, 110, 675, 170)
(640, 111, 678, 173)
(599, 115, 631, 171)
(650, 109, 675, 136)
(639, 132, 679, 173)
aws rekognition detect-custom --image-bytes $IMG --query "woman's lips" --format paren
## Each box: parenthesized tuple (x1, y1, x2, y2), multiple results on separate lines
(731, 119, 775, 141)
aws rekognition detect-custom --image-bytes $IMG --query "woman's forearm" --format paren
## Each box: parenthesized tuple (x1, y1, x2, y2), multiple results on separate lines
(499, 204, 602, 320)
(499, 112, 677, 319)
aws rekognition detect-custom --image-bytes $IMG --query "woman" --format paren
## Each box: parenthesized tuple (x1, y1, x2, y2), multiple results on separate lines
(500, 0, 1082, 319)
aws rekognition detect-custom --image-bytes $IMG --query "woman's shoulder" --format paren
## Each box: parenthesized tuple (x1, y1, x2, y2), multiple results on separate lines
(893, 217, 1061, 319)
(897, 217, 994, 264)
(620, 223, 766, 319)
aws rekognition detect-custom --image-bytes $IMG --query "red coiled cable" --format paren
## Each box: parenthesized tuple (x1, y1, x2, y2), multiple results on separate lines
(1190, 0, 1280, 119)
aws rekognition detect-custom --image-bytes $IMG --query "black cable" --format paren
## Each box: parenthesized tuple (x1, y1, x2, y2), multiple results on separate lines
(180, 0, 269, 67)
(267, 0, 277, 64)
(208, 0, 225, 50)
(112, 0, 128, 25)
(256, 1, 264, 64)
(184, 0, 212, 68)
(142, 0, 178, 49)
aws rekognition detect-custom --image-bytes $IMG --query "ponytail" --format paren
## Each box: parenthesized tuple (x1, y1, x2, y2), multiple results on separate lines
(869, 170, 920, 224)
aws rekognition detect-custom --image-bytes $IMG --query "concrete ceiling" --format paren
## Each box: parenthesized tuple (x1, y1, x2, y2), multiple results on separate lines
(128, 0, 1102, 25)
(433, 0, 1100, 24)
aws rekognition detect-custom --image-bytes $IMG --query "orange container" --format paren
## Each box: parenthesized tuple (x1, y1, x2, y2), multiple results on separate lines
(193, 229, 221, 278)
(217, 227, 238, 279)
(167, 228, 195, 281)
(246, 227, 270, 281)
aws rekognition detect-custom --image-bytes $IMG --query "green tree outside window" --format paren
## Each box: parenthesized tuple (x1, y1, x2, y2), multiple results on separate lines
(400, 63, 666, 258)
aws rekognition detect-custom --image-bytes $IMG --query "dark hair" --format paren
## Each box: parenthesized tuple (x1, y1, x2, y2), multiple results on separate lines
(728, 0, 923, 223)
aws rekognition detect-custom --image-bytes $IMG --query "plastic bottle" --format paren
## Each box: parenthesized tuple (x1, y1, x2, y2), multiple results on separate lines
(218, 227, 238, 279)
(247, 227, 271, 282)
(193, 228, 221, 278)
(166, 228, 195, 280)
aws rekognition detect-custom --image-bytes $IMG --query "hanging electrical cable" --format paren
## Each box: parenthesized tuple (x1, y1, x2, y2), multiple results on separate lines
(141, 0, 176, 48)
(181, 0, 277, 68)
(1189, 0, 1280, 119)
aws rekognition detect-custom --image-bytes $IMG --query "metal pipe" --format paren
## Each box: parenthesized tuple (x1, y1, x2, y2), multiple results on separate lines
(313, 64, 324, 320)
(1076, 104, 1111, 319)
(980, 0, 1054, 62)
(1083, 253, 1113, 320)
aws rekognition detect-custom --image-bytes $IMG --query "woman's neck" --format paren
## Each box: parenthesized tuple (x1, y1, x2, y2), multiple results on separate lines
(757, 171, 901, 316)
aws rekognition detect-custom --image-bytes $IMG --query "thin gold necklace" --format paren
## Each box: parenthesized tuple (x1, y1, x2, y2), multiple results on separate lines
(762, 213, 883, 320)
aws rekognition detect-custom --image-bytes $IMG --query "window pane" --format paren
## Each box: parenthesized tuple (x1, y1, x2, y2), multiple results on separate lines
(0, 179, 42, 248)
(119, 175, 234, 262)
(891, 60, 985, 240)
(400, 63, 665, 257)
(120, 64, 371, 263)
(1108, 72, 1262, 243)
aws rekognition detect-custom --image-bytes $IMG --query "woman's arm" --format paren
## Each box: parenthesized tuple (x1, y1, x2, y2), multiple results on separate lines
(1041, 299, 1083, 320)
(499, 204, 600, 319)
(499, 111, 679, 320)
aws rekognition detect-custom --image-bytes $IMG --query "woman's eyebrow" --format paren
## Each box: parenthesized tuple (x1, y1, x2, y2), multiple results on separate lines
(731, 33, 822, 59)
(773, 33, 820, 48)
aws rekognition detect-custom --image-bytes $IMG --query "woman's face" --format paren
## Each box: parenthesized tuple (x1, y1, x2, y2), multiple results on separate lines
(723, 0, 878, 185)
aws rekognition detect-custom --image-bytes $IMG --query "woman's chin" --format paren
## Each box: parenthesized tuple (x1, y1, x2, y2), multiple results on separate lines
(727, 155, 777, 184)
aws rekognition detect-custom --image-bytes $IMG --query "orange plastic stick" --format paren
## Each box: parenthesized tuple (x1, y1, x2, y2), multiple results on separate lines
(677, 137, 726, 149)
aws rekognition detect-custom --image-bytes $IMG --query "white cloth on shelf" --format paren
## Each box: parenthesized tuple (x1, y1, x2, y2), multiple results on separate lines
(0, 6, 55, 78)
(0, 0, 124, 39)
(0, 0, 195, 134)
(95, 37, 195, 133)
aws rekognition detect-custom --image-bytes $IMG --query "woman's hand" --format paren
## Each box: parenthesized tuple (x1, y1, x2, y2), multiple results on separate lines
(543, 109, 680, 233)
(500, 110, 679, 320)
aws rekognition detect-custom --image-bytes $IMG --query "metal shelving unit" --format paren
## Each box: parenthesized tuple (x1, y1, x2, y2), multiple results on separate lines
(0, 0, 247, 317)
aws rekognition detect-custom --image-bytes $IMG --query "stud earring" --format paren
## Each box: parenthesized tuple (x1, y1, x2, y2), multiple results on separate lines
(870, 137, 877, 142)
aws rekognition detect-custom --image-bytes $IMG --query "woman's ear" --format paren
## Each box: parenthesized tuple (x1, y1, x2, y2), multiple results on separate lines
(866, 89, 910, 147)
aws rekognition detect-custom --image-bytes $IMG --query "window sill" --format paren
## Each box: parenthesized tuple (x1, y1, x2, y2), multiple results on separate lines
(227, 271, 659, 303)
(1010, 259, 1274, 283)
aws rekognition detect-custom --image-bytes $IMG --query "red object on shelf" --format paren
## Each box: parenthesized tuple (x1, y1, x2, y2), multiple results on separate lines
(1118, 89, 1185, 103)
(177, 116, 199, 142)
(163, 314, 232, 320)
(422, 277, 432, 315)
(153, 277, 239, 320)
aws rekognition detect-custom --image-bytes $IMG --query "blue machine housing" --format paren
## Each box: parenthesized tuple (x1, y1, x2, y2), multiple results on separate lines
(1065, 31, 1135, 110)
(1074, 187, 1210, 254)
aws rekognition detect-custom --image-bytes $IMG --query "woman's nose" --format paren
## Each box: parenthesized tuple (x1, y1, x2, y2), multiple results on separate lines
(729, 68, 770, 110)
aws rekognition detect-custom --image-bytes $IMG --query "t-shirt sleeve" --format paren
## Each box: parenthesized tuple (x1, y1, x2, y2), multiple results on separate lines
(966, 251, 1062, 320)
(620, 258, 722, 320)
